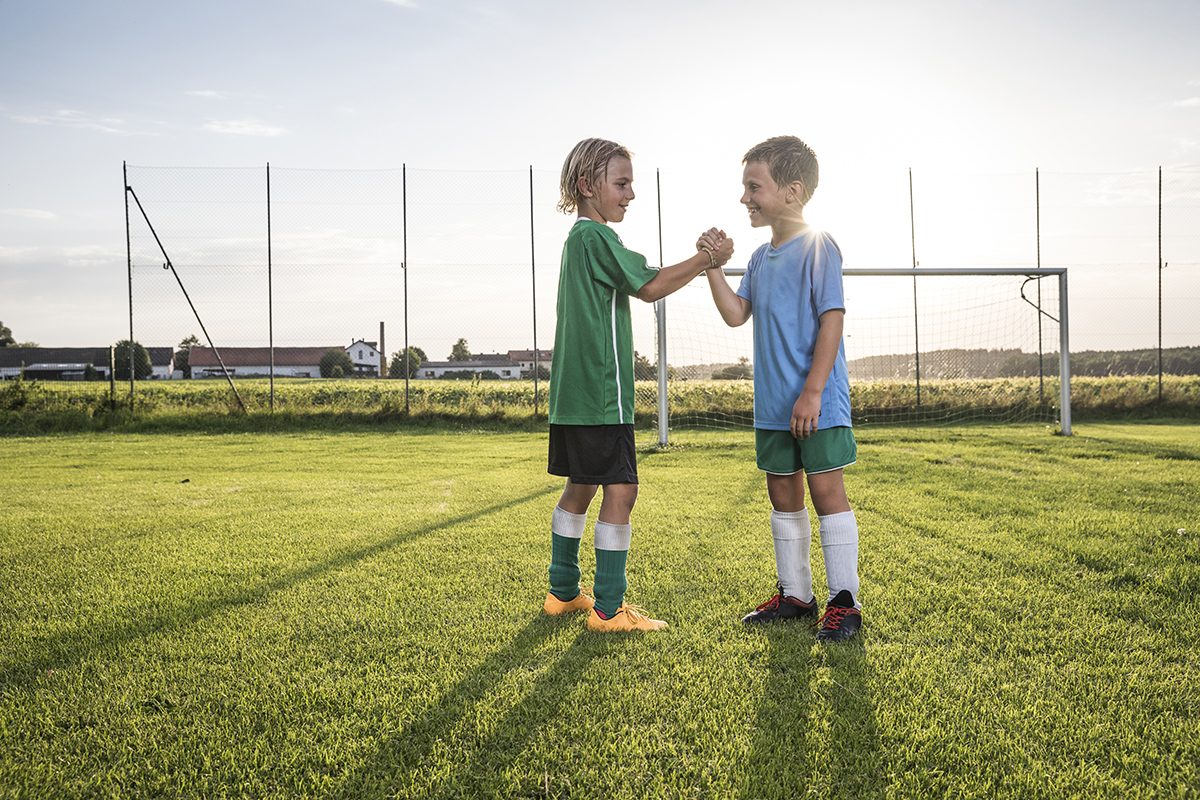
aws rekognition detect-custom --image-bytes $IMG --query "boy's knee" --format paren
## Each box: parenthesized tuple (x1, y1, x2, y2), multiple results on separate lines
(766, 473, 805, 512)
(601, 483, 638, 515)
(807, 473, 850, 515)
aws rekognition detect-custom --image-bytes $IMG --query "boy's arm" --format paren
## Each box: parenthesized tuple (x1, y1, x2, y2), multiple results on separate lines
(791, 309, 844, 438)
(706, 269, 751, 327)
(635, 235, 734, 303)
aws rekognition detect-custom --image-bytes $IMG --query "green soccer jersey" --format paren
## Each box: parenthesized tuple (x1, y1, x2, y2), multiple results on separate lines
(549, 219, 658, 425)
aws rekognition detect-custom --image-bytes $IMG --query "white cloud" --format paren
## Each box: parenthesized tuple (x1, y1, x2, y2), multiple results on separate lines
(379, 0, 418, 7)
(0, 208, 57, 221)
(1173, 97, 1200, 108)
(9, 108, 147, 135)
(63, 245, 114, 268)
(203, 119, 286, 137)
(187, 89, 229, 99)
(0, 245, 41, 263)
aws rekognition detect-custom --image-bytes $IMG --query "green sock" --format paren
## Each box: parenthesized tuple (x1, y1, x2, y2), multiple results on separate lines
(548, 533, 581, 601)
(594, 521, 632, 617)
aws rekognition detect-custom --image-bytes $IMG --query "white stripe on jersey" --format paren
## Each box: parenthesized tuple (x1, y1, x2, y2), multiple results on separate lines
(610, 290, 623, 423)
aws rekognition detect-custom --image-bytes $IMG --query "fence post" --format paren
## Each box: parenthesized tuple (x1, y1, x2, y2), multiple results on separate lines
(908, 167, 921, 407)
(123, 161, 135, 414)
(1059, 269, 1072, 436)
(403, 163, 410, 413)
(1158, 165, 1163, 403)
(656, 169, 668, 447)
(1036, 167, 1045, 404)
(267, 162, 275, 411)
(529, 165, 540, 418)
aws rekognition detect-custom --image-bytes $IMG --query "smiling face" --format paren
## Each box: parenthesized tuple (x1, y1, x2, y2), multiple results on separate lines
(740, 160, 798, 229)
(579, 155, 635, 224)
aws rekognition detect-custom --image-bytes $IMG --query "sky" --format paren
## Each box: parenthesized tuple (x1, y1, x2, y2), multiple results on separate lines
(2, 0, 1199, 361)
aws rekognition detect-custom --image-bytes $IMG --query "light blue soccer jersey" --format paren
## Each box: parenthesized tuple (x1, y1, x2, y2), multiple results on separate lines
(735, 229, 852, 431)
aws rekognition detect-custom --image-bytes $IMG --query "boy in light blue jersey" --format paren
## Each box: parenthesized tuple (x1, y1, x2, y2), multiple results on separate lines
(704, 135, 862, 642)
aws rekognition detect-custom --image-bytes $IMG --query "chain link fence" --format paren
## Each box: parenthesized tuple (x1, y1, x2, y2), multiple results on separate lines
(124, 163, 1200, 435)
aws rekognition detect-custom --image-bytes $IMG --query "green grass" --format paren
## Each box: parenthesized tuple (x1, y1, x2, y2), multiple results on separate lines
(1, 424, 1197, 799)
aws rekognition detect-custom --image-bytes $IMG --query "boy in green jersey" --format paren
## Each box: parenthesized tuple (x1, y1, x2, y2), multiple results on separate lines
(544, 137, 734, 633)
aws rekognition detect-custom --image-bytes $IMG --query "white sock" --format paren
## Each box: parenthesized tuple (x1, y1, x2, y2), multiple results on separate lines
(551, 505, 586, 539)
(771, 509, 813, 601)
(819, 510, 860, 608)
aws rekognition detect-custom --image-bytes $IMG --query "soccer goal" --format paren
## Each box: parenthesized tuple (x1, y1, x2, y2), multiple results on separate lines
(651, 267, 1071, 444)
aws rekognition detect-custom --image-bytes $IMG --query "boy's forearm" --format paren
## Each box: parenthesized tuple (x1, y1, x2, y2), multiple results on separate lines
(635, 252, 711, 302)
(802, 310, 844, 396)
(706, 270, 751, 326)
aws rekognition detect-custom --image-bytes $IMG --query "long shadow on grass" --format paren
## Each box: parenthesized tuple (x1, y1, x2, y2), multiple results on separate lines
(0, 485, 560, 691)
(738, 626, 819, 799)
(739, 630, 882, 800)
(822, 639, 884, 800)
(333, 620, 600, 799)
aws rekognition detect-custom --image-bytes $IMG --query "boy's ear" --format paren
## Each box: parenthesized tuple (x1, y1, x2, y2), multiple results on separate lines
(787, 180, 806, 204)
(577, 175, 594, 199)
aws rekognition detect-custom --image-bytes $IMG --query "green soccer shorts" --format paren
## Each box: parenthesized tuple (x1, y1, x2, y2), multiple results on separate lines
(755, 426, 857, 475)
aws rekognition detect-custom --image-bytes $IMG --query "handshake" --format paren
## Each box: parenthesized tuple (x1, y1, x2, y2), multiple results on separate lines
(696, 228, 734, 275)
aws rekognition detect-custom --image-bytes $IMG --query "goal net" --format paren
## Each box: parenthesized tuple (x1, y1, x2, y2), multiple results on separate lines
(655, 268, 1069, 438)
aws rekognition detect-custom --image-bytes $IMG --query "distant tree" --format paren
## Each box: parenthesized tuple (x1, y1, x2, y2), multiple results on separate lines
(175, 334, 201, 378)
(449, 338, 472, 362)
(113, 340, 154, 380)
(523, 364, 551, 380)
(0, 322, 14, 347)
(14, 341, 39, 348)
(319, 349, 355, 378)
(633, 351, 657, 381)
(714, 357, 753, 380)
(439, 369, 480, 380)
(389, 346, 427, 378)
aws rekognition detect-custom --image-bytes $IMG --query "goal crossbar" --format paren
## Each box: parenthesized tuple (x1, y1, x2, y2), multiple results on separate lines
(655, 267, 1071, 443)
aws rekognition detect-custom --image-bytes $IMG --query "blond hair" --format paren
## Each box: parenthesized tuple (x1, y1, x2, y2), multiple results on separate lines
(558, 138, 632, 214)
(743, 136, 819, 205)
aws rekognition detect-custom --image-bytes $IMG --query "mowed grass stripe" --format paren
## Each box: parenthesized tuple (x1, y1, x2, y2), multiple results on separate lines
(0, 424, 1196, 799)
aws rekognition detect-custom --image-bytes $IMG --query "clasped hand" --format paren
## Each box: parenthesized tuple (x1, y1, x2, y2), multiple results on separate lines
(696, 228, 734, 268)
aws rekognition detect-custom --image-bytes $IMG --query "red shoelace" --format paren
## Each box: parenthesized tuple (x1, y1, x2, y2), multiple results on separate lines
(755, 594, 783, 612)
(820, 605, 856, 629)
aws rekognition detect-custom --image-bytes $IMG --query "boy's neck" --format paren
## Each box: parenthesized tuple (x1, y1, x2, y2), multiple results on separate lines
(770, 213, 808, 248)
(577, 201, 609, 225)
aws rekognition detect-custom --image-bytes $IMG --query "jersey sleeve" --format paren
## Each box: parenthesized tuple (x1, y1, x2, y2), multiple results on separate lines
(736, 247, 764, 303)
(810, 233, 845, 316)
(583, 226, 657, 296)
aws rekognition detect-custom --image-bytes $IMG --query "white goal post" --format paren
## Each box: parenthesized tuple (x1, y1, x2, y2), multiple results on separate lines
(654, 267, 1071, 445)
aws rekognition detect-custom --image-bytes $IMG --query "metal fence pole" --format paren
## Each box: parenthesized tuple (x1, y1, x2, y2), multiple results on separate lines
(909, 167, 921, 406)
(402, 163, 410, 413)
(267, 162, 275, 411)
(1036, 167, 1045, 403)
(1158, 165, 1163, 403)
(529, 165, 540, 418)
(123, 161, 135, 413)
(1059, 269, 1072, 436)
(656, 169, 668, 447)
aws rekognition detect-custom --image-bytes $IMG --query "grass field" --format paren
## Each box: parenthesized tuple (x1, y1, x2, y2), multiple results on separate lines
(1, 423, 1197, 798)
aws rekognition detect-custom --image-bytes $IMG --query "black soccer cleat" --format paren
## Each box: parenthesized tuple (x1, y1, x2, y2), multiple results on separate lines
(816, 589, 862, 642)
(742, 583, 819, 625)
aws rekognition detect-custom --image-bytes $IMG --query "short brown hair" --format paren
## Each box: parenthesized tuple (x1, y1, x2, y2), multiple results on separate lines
(558, 138, 631, 214)
(743, 136, 819, 205)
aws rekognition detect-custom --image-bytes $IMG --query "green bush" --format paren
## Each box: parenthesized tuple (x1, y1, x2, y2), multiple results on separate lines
(2, 376, 1197, 434)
